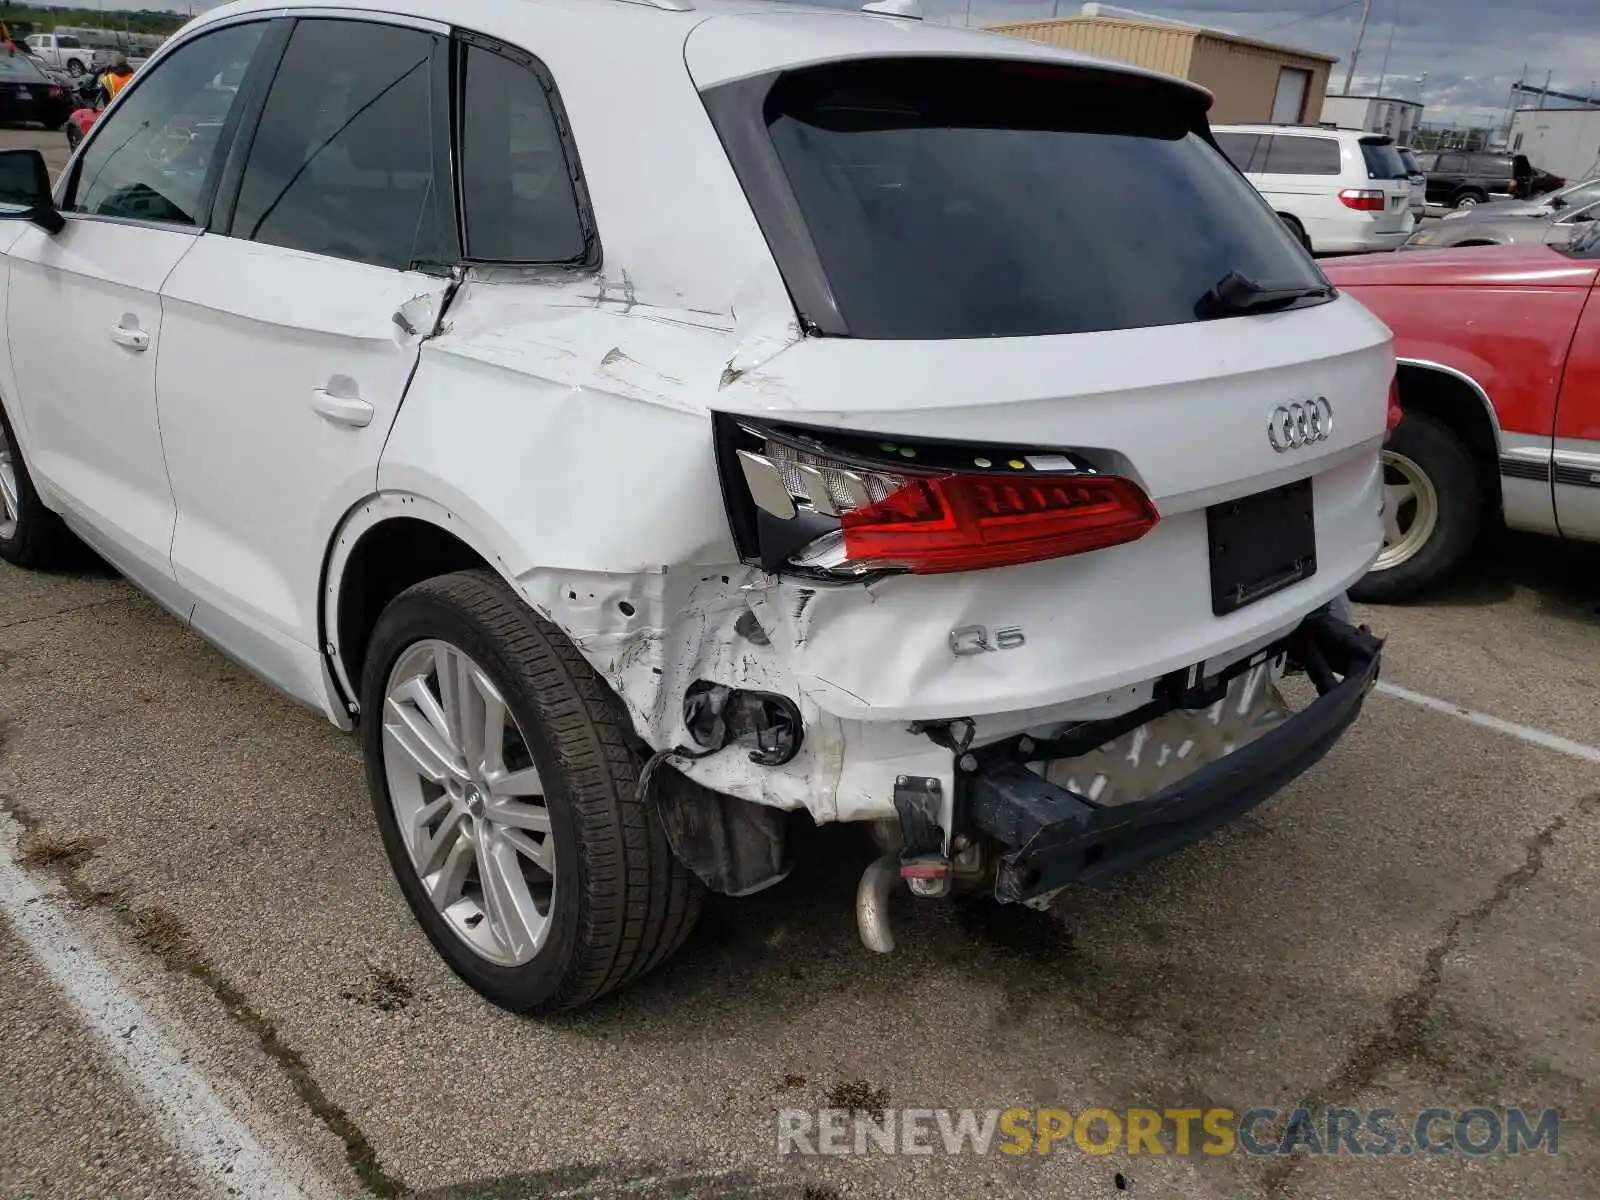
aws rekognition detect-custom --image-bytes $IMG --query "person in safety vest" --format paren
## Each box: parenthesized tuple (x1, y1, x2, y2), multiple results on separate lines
(94, 53, 134, 107)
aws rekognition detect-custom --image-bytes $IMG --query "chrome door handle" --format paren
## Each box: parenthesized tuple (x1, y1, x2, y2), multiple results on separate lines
(109, 324, 149, 351)
(311, 387, 375, 429)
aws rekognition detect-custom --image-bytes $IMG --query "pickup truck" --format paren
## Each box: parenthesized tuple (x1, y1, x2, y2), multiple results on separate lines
(23, 33, 94, 77)
(1327, 235, 1600, 599)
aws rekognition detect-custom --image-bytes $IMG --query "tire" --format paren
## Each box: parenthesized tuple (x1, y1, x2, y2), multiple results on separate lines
(1349, 411, 1481, 604)
(1452, 190, 1487, 211)
(0, 400, 76, 569)
(66, 60, 85, 78)
(361, 569, 703, 1013)
(1278, 213, 1311, 252)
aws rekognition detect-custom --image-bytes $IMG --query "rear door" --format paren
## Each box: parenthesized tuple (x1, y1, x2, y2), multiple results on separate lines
(1253, 133, 1344, 247)
(1428, 152, 1467, 203)
(1355, 137, 1414, 232)
(155, 14, 454, 702)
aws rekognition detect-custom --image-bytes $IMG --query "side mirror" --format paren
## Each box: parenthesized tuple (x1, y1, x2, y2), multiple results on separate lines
(0, 149, 64, 234)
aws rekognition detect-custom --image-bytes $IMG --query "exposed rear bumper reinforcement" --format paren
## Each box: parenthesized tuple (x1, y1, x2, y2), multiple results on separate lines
(967, 612, 1383, 904)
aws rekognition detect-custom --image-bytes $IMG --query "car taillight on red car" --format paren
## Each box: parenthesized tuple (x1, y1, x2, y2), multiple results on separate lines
(717, 418, 1159, 579)
(1385, 375, 1402, 443)
(1339, 189, 1387, 212)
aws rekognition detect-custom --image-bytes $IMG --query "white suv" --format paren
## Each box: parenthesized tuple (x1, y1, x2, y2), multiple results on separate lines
(1214, 124, 1416, 254)
(0, 0, 1393, 1012)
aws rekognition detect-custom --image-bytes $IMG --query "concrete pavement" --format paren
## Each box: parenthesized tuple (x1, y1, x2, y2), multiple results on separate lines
(0, 527, 1594, 1199)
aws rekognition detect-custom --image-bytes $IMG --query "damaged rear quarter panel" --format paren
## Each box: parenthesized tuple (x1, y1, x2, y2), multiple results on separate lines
(375, 271, 887, 820)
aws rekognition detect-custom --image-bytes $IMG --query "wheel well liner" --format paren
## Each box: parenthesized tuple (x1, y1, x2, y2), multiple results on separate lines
(1395, 360, 1503, 510)
(332, 516, 491, 715)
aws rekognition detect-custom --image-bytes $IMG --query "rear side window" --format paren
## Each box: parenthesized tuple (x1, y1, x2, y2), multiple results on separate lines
(458, 42, 590, 264)
(231, 19, 442, 271)
(1398, 148, 1420, 174)
(1359, 139, 1408, 180)
(1213, 131, 1261, 172)
(740, 60, 1323, 340)
(1259, 135, 1340, 175)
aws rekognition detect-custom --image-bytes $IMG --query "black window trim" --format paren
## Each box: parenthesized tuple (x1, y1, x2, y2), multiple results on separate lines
(700, 60, 1251, 340)
(448, 28, 601, 271)
(61, 13, 283, 233)
(211, 11, 458, 274)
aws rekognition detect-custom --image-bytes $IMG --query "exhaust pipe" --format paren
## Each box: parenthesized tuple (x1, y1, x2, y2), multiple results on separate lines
(856, 853, 899, 953)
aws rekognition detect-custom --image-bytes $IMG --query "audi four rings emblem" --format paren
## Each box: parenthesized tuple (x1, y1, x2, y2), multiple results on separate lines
(1268, 397, 1334, 453)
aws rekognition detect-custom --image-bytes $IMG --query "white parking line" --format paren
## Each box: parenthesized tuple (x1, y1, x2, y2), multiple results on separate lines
(0, 819, 332, 1200)
(1376, 681, 1600, 765)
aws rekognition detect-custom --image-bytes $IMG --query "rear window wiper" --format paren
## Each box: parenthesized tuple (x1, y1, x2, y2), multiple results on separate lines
(1196, 270, 1333, 319)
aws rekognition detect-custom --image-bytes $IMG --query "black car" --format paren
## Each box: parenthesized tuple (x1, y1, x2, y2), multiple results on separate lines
(0, 48, 73, 130)
(1413, 149, 1565, 210)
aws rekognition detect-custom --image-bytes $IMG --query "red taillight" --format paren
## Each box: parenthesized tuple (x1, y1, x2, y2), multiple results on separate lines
(728, 424, 1161, 578)
(1385, 376, 1402, 443)
(48, 85, 63, 98)
(1339, 189, 1386, 212)
(840, 471, 1158, 574)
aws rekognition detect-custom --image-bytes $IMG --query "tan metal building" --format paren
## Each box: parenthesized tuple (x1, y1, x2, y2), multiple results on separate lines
(986, 10, 1338, 127)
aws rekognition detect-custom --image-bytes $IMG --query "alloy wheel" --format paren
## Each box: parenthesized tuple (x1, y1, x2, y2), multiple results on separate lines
(381, 639, 556, 967)
(1373, 450, 1439, 571)
(0, 422, 20, 542)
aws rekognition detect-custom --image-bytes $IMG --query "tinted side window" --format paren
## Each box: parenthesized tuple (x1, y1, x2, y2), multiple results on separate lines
(1213, 131, 1261, 172)
(459, 43, 588, 264)
(1259, 134, 1341, 175)
(1436, 154, 1467, 172)
(69, 22, 264, 225)
(231, 19, 440, 270)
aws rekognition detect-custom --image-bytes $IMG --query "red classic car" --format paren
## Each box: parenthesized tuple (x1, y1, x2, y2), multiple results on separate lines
(1324, 234, 1600, 600)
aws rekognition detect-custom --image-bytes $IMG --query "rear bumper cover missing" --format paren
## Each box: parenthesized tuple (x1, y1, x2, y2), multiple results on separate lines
(967, 613, 1382, 904)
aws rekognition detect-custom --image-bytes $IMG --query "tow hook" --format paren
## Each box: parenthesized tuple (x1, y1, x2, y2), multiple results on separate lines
(856, 854, 900, 954)
(857, 775, 960, 952)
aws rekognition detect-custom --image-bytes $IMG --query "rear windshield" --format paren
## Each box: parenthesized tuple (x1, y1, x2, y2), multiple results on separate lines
(0, 52, 46, 81)
(1360, 139, 1409, 180)
(745, 59, 1323, 340)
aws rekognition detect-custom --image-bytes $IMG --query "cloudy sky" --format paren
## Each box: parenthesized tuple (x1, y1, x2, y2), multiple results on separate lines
(108, 0, 1596, 125)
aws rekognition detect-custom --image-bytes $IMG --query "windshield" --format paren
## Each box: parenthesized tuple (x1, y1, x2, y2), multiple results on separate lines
(732, 58, 1325, 340)
(1560, 216, 1600, 256)
(1555, 178, 1600, 208)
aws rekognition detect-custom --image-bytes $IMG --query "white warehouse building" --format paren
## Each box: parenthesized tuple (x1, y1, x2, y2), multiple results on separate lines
(1321, 93, 1423, 144)
(1509, 107, 1600, 184)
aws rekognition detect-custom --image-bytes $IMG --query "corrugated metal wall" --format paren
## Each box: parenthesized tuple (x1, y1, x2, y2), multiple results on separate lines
(1189, 36, 1331, 125)
(986, 17, 1195, 79)
(987, 17, 1336, 125)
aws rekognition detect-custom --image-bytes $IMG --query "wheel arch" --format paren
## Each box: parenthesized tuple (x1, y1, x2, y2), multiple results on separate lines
(322, 493, 526, 722)
(1395, 358, 1503, 511)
